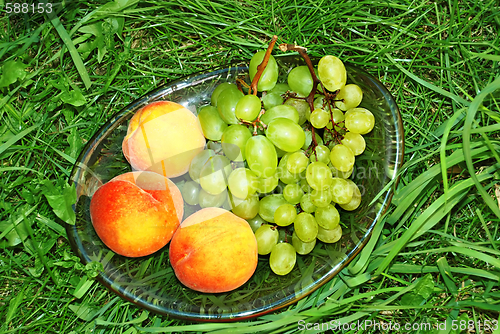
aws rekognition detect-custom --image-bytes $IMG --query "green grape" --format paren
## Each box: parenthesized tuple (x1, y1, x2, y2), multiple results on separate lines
(339, 180, 362, 211)
(216, 86, 244, 124)
(310, 145, 330, 164)
(294, 212, 318, 243)
(287, 151, 309, 174)
(256, 174, 279, 194)
(317, 55, 347, 92)
(269, 242, 296, 275)
(292, 231, 316, 255)
(317, 224, 342, 243)
(266, 118, 305, 152)
(228, 192, 260, 219)
(329, 144, 355, 172)
(235, 94, 261, 122)
(268, 83, 290, 95)
(260, 104, 300, 125)
(329, 163, 353, 179)
(199, 155, 232, 195)
(181, 180, 200, 205)
(288, 65, 314, 97)
(262, 92, 283, 110)
(221, 124, 252, 161)
(247, 214, 266, 233)
(300, 178, 312, 193)
(279, 167, 302, 185)
(335, 84, 363, 111)
(331, 108, 345, 123)
(228, 167, 258, 199)
(313, 96, 325, 109)
(274, 203, 297, 227)
(249, 51, 279, 91)
(284, 98, 311, 125)
(302, 130, 323, 150)
(344, 108, 375, 134)
(330, 177, 353, 205)
(197, 105, 228, 141)
(211, 82, 236, 106)
(306, 161, 332, 190)
(277, 153, 302, 184)
(310, 108, 330, 129)
(299, 192, 316, 213)
(245, 135, 278, 178)
(189, 149, 215, 183)
(310, 188, 332, 208)
(341, 132, 366, 156)
(315, 204, 340, 229)
(207, 140, 222, 151)
(325, 107, 345, 132)
(258, 194, 287, 223)
(199, 188, 227, 208)
(254, 224, 279, 255)
(283, 183, 304, 205)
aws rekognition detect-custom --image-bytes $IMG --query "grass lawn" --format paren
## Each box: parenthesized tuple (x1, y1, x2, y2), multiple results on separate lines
(1, 0, 500, 332)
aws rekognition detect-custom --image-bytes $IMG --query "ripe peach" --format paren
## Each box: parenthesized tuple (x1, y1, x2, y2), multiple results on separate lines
(122, 101, 206, 178)
(169, 207, 258, 293)
(89, 171, 184, 257)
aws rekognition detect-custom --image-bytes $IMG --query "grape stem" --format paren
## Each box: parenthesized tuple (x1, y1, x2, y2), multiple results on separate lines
(279, 43, 345, 151)
(278, 43, 325, 148)
(236, 78, 251, 93)
(249, 35, 279, 96)
(278, 43, 322, 111)
(239, 109, 267, 135)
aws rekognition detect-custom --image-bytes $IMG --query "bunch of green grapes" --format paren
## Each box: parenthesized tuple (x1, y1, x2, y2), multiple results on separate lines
(182, 48, 374, 276)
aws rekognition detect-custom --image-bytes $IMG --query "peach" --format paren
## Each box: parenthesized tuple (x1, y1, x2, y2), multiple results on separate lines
(89, 171, 184, 257)
(169, 207, 258, 293)
(122, 101, 206, 178)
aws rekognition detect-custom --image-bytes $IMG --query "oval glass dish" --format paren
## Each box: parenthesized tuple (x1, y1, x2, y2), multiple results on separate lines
(67, 55, 404, 322)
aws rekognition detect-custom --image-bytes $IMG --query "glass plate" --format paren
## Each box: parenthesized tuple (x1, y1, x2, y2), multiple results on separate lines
(67, 55, 404, 321)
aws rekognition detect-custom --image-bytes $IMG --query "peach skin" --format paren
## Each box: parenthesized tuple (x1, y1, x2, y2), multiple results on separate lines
(90, 171, 184, 257)
(122, 101, 206, 178)
(169, 207, 258, 293)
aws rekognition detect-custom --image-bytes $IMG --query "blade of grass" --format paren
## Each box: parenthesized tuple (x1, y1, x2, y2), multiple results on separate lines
(42, 0, 92, 89)
(374, 166, 496, 275)
(476, 208, 499, 252)
(348, 213, 386, 275)
(0, 122, 42, 157)
(462, 76, 500, 220)
(436, 257, 458, 296)
(449, 301, 500, 313)
(4, 285, 26, 327)
(389, 263, 500, 281)
(398, 246, 500, 268)
(385, 53, 470, 107)
(440, 108, 466, 202)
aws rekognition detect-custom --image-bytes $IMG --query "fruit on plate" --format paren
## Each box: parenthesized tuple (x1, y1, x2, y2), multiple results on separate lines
(89, 171, 184, 257)
(122, 101, 206, 178)
(169, 207, 258, 293)
(177, 38, 373, 276)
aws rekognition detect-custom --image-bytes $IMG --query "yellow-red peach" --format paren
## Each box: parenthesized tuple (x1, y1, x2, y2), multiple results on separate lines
(122, 101, 206, 178)
(90, 171, 184, 257)
(169, 207, 258, 293)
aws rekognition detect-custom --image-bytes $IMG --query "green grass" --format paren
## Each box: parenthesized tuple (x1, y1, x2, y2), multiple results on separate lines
(1, 0, 499, 332)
